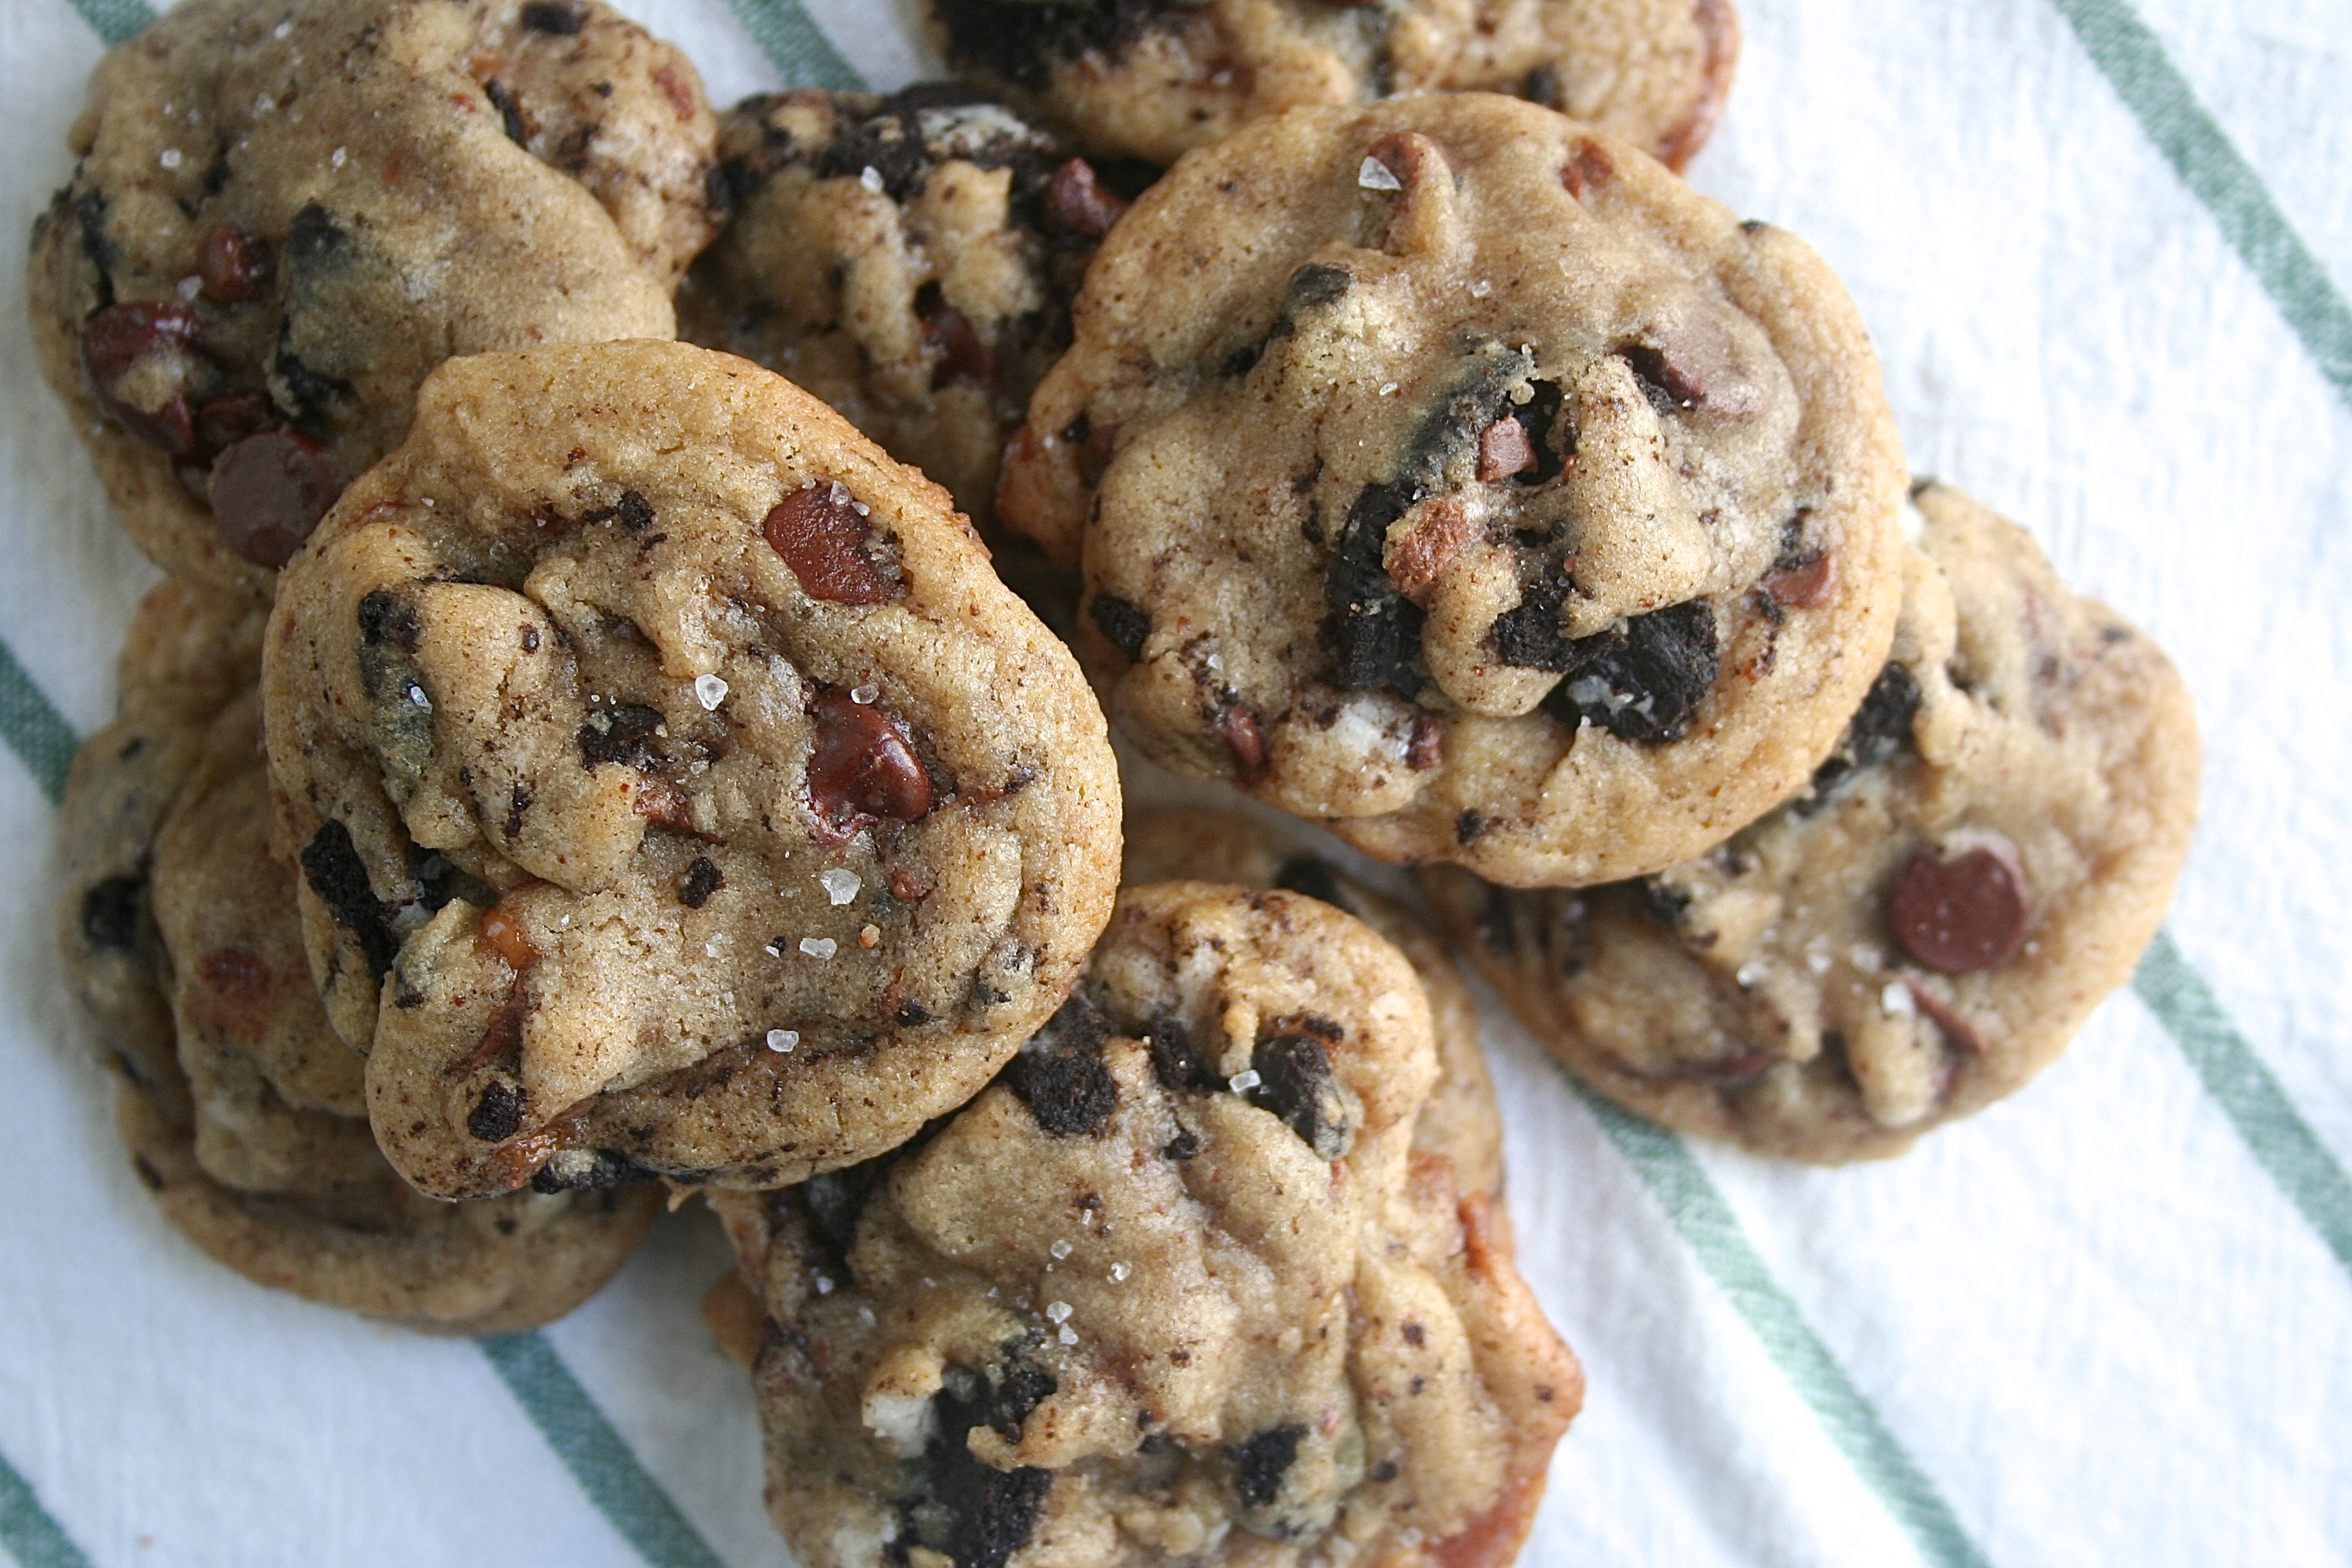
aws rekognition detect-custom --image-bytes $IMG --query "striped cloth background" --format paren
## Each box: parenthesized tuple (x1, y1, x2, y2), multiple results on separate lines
(1, 1, 2346, 1564)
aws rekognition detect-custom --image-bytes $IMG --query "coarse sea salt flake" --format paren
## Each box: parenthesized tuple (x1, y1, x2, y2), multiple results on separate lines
(821, 868, 861, 905)
(1358, 155, 1402, 191)
(800, 936, 838, 960)
(1059, 1326, 1079, 1345)
(694, 673, 729, 710)
(1049, 1239, 1073, 1260)
(1228, 1069, 1262, 1094)
(1045, 1301, 1073, 1323)
(767, 1029, 798, 1053)
(1881, 981, 1916, 1017)
(860, 165, 885, 193)
(159, 148, 183, 169)
(851, 683, 879, 704)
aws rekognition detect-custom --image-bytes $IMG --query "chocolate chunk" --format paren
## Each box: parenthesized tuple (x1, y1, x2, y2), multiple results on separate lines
(578, 703, 665, 768)
(1620, 342, 1702, 414)
(79, 301, 199, 453)
(1272, 854, 1351, 912)
(906, 1360, 1059, 1568)
(1044, 156, 1129, 238)
(1763, 551, 1836, 608)
(1007, 996, 1120, 1137)
(1477, 415, 1535, 481)
(1539, 600, 1719, 745)
(1144, 1014, 1215, 1092)
(1228, 1424, 1306, 1510)
(210, 429, 340, 566)
(197, 225, 263, 304)
(467, 1081, 523, 1141)
(80, 875, 144, 951)
(521, 0, 582, 31)
(1561, 138, 1615, 200)
(1088, 593, 1150, 660)
(529, 1147, 659, 1192)
(1889, 839, 2029, 975)
(679, 855, 724, 908)
(764, 483, 904, 604)
(1220, 701, 1266, 781)
(1247, 1031, 1350, 1158)
(1385, 497, 1471, 604)
(806, 688, 934, 832)
(895, 999, 932, 1026)
(298, 819, 399, 980)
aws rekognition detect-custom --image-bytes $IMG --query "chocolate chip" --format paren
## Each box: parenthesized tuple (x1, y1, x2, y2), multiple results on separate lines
(918, 284, 1000, 392)
(806, 688, 933, 832)
(1889, 839, 2029, 975)
(1247, 1031, 1350, 1158)
(1561, 138, 1615, 200)
(1539, 600, 1719, 744)
(1044, 156, 1128, 238)
(1088, 593, 1150, 660)
(80, 875, 144, 951)
(210, 428, 340, 566)
(192, 390, 276, 458)
(195, 224, 263, 305)
(528, 1147, 659, 1192)
(1272, 854, 1350, 912)
(1476, 415, 1535, 481)
(578, 704, 664, 768)
(299, 819, 399, 980)
(1145, 1014, 1215, 1092)
(1007, 996, 1120, 1137)
(79, 301, 199, 453)
(764, 483, 904, 604)
(1228, 1424, 1306, 1510)
(679, 855, 724, 908)
(467, 1081, 523, 1141)
(521, 0, 582, 31)
(1764, 551, 1837, 609)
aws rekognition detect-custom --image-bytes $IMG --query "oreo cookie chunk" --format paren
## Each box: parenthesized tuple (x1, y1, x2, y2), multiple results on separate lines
(58, 584, 657, 1333)
(263, 342, 1121, 1200)
(29, 0, 717, 595)
(682, 85, 1133, 546)
(1422, 485, 2201, 1160)
(1122, 806, 1505, 1199)
(927, 0, 1738, 169)
(1003, 95, 1906, 887)
(709, 882, 1578, 1568)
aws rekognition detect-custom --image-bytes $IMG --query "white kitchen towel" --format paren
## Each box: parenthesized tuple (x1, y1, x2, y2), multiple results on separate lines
(1, 1, 2346, 1565)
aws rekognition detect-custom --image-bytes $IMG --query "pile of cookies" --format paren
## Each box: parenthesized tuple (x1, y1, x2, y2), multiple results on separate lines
(35, 0, 2199, 1563)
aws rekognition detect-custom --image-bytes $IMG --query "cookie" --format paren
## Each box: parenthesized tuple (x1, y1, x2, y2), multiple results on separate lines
(928, 0, 1737, 170)
(711, 881, 1578, 1568)
(1423, 483, 2201, 1160)
(261, 341, 1123, 1201)
(681, 85, 1133, 546)
(28, 0, 717, 596)
(1121, 807, 1503, 1198)
(58, 585, 659, 1333)
(1002, 95, 1906, 887)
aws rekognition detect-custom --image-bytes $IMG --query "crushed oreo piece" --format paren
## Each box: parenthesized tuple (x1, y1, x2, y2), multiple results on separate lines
(1539, 600, 1719, 744)
(80, 875, 144, 951)
(298, 819, 399, 979)
(1007, 995, 1119, 1137)
(1088, 593, 1150, 660)
(1247, 1030, 1350, 1158)
(1227, 1424, 1306, 1511)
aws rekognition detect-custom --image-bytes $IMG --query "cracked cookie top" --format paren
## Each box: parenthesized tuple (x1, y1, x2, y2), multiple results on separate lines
(681, 84, 1134, 541)
(1423, 484, 2201, 1160)
(1002, 95, 1905, 886)
(711, 881, 1577, 1568)
(1120, 807, 1504, 1198)
(57, 578, 657, 1333)
(261, 342, 1122, 1200)
(29, 0, 716, 595)
(927, 0, 1737, 169)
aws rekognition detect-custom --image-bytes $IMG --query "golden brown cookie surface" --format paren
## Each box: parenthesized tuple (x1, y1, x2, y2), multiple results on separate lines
(263, 342, 1122, 1200)
(1425, 485, 2202, 1160)
(714, 882, 1578, 1568)
(29, 0, 715, 593)
(1005, 95, 1904, 886)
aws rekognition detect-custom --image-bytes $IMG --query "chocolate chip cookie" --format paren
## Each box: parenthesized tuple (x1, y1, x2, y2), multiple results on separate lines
(29, 0, 717, 596)
(1122, 808, 1503, 1197)
(262, 342, 1123, 1201)
(1004, 95, 1906, 887)
(59, 584, 658, 1333)
(1423, 483, 2201, 1160)
(928, 0, 1738, 170)
(710, 881, 1578, 1568)
(681, 85, 1133, 546)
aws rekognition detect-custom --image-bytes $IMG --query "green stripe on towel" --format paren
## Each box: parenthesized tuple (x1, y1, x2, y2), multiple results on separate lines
(0, 1451, 93, 1568)
(0, 639, 75, 806)
(2050, 0, 2352, 409)
(64, 0, 152, 48)
(1572, 1087, 1997, 1568)
(717, 0, 863, 91)
(2135, 931, 2352, 1278)
(478, 1334, 731, 1568)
